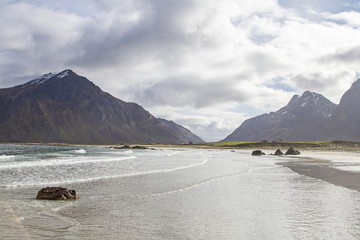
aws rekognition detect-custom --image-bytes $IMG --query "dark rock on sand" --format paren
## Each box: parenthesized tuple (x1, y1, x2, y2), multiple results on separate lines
(274, 149, 284, 155)
(36, 187, 79, 200)
(252, 150, 265, 156)
(117, 145, 131, 149)
(131, 145, 148, 150)
(113, 145, 149, 150)
(285, 147, 300, 155)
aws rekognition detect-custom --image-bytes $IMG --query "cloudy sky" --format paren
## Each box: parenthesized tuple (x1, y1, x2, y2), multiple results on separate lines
(1, 0, 360, 141)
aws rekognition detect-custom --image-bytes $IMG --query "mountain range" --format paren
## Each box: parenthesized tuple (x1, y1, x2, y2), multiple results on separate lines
(222, 79, 360, 142)
(2, 69, 360, 144)
(0, 70, 204, 144)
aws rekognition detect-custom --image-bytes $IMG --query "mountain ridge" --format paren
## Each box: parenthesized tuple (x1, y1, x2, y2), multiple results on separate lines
(157, 118, 205, 144)
(0, 70, 204, 144)
(221, 82, 360, 142)
(324, 79, 360, 141)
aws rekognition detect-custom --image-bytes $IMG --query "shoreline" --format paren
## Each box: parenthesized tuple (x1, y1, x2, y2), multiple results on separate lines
(279, 151, 360, 192)
(2, 140, 360, 151)
(281, 161, 360, 192)
(3, 142, 360, 192)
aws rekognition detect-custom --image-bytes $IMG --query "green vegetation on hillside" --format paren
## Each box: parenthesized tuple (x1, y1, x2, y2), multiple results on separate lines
(141, 140, 360, 151)
(207, 141, 360, 150)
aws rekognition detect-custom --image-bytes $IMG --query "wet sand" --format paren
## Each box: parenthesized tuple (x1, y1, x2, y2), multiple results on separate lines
(280, 151, 360, 192)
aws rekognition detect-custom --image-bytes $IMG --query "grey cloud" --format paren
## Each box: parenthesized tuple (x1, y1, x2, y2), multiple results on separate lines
(154, 114, 238, 142)
(246, 51, 286, 76)
(68, 0, 197, 68)
(181, 119, 232, 142)
(291, 73, 332, 90)
(0, 2, 85, 86)
(0, 50, 41, 87)
(320, 45, 360, 64)
(133, 77, 251, 108)
(290, 70, 353, 93)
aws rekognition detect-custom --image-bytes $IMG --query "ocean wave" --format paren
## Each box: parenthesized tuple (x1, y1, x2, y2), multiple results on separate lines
(98, 150, 134, 155)
(0, 155, 15, 160)
(0, 156, 137, 170)
(2, 158, 209, 188)
(74, 149, 86, 154)
(111, 150, 133, 155)
(74, 158, 209, 182)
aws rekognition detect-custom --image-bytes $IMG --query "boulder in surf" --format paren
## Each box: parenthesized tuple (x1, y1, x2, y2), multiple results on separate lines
(36, 187, 79, 200)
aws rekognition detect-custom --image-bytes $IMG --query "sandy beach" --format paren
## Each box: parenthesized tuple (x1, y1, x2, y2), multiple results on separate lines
(2, 145, 360, 239)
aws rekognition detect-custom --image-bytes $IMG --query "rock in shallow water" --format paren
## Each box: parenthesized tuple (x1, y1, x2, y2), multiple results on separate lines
(36, 187, 79, 200)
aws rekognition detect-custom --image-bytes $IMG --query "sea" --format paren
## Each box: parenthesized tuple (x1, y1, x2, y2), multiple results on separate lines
(1, 144, 360, 239)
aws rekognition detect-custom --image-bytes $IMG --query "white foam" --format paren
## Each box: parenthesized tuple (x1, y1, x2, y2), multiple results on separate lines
(0, 155, 15, 160)
(0, 156, 137, 170)
(99, 150, 134, 155)
(166, 151, 181, 157)
(115, 150, 133, 155)
(74, 149, 86, 154)
(3, 158, 209, 188)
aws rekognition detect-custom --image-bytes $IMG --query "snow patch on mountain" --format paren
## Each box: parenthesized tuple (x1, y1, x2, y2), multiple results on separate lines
(57, 70, 70, 79)
(21, 70, 72, 88)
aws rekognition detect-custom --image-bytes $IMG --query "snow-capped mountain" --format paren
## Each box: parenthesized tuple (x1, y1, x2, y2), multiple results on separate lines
(222, 91, 337, 142)
(0, 69, 204, 144)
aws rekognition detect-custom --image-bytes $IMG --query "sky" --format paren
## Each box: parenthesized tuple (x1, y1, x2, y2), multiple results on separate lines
(1, 0, 360, 142)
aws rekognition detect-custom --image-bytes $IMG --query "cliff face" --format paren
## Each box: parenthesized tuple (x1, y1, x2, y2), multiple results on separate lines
(324, 79, 360, 141)
(0, 70, 203, 144)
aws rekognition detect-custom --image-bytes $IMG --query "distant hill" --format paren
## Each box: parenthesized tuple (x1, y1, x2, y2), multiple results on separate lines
(0, 69, 204, 144)
(157, 118, 205, 144)
(222, 79, 360, 142)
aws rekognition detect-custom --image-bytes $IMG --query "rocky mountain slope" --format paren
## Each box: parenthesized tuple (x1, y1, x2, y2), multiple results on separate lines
(222, 91, 338, 142)
(324, 79, 360, 141)
(157, 118, 205, 144)
(0, 70, 204, 144)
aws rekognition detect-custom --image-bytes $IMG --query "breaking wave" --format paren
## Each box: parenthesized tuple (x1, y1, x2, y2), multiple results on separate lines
(74, 149, 86, 154)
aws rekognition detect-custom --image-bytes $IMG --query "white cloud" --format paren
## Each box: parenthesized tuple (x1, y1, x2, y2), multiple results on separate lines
(287, 70, 355, 103)
(324, 10, 360, 27)
(149, 104, 251, 142)
(0, 2, 86, 82)
(0, 0, 360, 141)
